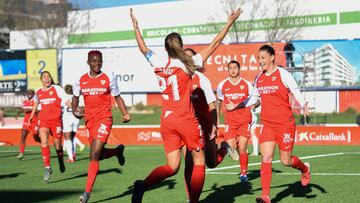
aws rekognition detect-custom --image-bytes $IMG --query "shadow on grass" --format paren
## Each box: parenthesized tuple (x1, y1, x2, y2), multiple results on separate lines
(0, 152, 39, 158)
(92, 179, 177, 203)
(0, 189, 82, 202)
(49, 168, 122, 183)
(0, 172, 26, 180)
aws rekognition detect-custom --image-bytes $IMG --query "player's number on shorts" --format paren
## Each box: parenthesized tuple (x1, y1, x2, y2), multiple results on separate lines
(157, 75, 180, 101)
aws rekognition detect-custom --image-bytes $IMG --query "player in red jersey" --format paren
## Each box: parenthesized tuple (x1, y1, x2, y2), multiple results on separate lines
(226, 45, 311, 203)
(28, 71, 66, 181)
(15, 90, 40, 160)
(130, 8, 241, 203)
(72, 50, 131, 203)
(217, 60, 255, 182)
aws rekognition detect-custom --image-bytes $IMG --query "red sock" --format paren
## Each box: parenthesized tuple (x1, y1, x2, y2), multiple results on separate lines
(85, 161, 99, 193)
(100, 148, 119, 160)
(216, 147, 227, 165)
(41, 146, 51, 168)
(240, 153, 248, 175)
(260, 162, 272, 196)
(56, 149, 64, 160)
(19, 144, 25, 154)
(144, 165, 175, 187)
(189, 165, 205, 203)
(184, 158, 194, 199)
(291, 156, 307, 173)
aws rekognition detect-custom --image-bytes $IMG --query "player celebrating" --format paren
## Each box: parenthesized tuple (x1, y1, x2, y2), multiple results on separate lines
(130, 7, 241, 203)
(62, 84, 84, 163)
(226, 45, 311, 203)
(217, 60, 254, 182)
(28, 71, 66, 181)
(72, 50, 131, 203)
(16, 90, 40, 160)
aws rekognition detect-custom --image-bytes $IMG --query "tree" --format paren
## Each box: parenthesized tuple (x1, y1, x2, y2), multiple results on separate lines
(324, 79, 331, 87)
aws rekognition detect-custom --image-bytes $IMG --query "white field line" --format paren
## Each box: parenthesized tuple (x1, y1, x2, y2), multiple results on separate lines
(206, 172, 360, 176)
(0, 146, 163, 153)
(206, 152, 346, 172)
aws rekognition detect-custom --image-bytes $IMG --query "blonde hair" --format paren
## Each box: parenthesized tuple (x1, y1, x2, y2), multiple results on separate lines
(165, 32, 196, 75)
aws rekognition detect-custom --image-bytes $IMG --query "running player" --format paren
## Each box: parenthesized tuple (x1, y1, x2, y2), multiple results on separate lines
(130, 8, 241, 203)
(217, 60, 254, 182)
(16, 90, 40, 160)
(226, 45, 311, 203)
(250, 107, 259, 156)
(28, 71, 66, 181)
(73, 50, 131, 203)
(62, 84, 84, 163)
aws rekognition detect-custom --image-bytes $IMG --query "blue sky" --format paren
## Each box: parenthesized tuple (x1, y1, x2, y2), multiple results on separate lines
(70, 0, 178, 9)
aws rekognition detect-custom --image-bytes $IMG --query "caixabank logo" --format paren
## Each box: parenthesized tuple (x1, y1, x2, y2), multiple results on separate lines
(295, 130, 351, 144)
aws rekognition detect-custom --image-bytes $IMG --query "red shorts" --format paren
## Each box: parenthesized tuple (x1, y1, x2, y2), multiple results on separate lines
(86, 118, 113, 144)
(23, 117, 39, 134)
(161, 116, 204, 154)
(224, 122, 250, 141)
(39, 119, 62, 139)
(259, 123, 296, 151)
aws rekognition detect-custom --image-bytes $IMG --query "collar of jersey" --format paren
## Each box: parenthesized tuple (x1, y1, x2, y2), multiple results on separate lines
(264, 66, 279, 76)
(88, 71, 103, 78)
(228, 77, 242, 86)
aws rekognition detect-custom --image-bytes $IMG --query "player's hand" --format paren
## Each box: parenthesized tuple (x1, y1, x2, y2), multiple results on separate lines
(225, 101, 236, 111)
(130, 8, 138, 28)
(122, 113, 131, 123)
(303, 102, 310, 117)
(27, 117, 32, 126)
(210, 125, 217, 140)
(73, 107, 84, 119)
(227, 7, 242, 24)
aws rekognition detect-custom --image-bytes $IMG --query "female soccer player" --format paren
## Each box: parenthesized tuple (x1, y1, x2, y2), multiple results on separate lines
(226, 45, 311, 203)
(217, 60, 254, 182)
(29, 71, 66, 181)
(72, 50, 131, 203)
(130, 7, 241, 203)
(62, 84, 85, 163)
(16, 89, 40, 160)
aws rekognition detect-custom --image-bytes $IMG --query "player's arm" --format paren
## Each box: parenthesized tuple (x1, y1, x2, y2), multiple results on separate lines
(198, 8, 242, 62)
(72, 80, 83, 119)
(15, 108, 24, 120)
(114, 95, 131, 123)
(28, 102, 39, 125)
(130, 8, 150, 55)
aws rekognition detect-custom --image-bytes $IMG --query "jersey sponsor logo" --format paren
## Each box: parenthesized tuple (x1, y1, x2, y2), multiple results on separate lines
(49, 91, 53, 96)
(164, 111, 173, 118)
(296, 131, 351, 143)
(283, 133, 293, 143)
(240, 85, 244, 90)
(39, 97, 56, 105)
(82, 81, 89, 85)
(100, 80, 106, 85)
(285, 145, 292, 150)
(258, 86, 279, 94)
(225, 88, 231, 91)
(81, 87, 107, 95)
(56, 126, 62, 134)
(224, 93, 246, 100)
(97, 123, 108, 134)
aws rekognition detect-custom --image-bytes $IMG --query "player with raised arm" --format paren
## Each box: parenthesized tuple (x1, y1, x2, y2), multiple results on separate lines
(130, 7, 241, 203)
(217, 60, 255, 182)
(226, 45, 311, 203)
(16, 90, 40, 160)
(28, 71, 66, 181)
(73, 50, 131, 203)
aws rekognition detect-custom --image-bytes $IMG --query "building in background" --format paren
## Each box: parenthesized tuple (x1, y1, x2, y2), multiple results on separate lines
(304, 44, 356, 86)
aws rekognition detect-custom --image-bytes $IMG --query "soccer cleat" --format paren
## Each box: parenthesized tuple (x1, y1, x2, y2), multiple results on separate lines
(65, 159, 74, 163)
(221, 141, 239, 161)
(79, 192, 90, 203)
(16, 153, 24, 160)
(250, 152, 259, 156)
(59, 158, 66, 173)
(301, 162, 311, 186)
(116, 144, 125, 166)
(256, 195, 271, 203)
(239, 174, 248, 182)
(79, 144, 85, 152)
(132, 180, 146, 203)
(43, 168, 52, 181)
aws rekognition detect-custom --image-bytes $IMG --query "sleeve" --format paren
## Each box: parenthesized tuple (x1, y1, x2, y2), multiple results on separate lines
(192, 53, 203, 68)
(279, 68, 305, 107)
(198, 73, 216, 104)
(216, 80, 225, 101)
(73, 79, 81, 97)
(145, 50, 164, 68)
(33, 90, 39, 103)
(110, 72, 121, 96)
(54, 85, 67, 106)
(244, 76, 260, 107)
(246, 80, 254, 98)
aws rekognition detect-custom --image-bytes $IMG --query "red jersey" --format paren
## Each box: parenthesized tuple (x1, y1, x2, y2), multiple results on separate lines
(250, 67, 305, 126)
(34, 85, 64, 122)
(146, 51, 203, 120)
(22, 99, 35, 122)
(73, 72, 120, 124)
(217, 77, 252, 126)
(191, 71, 216, 129)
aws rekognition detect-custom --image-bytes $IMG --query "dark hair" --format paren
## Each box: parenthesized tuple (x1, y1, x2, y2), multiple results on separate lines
(259, 45, 275, 56)
(184, 48, 197, 56)
(165, 32, 196, 74)
(64, 84, 73, 95)
(40, 71, 55, 85)
(88, 50, 102, 59)
(228, 60, 240, 68)
(27, 89, 35, 95)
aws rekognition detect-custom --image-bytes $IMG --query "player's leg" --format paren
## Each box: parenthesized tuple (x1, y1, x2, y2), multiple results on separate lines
(189, 148, 205, 203)
(250, 126, 259, 156)
(53, 136, 65, 173)
(39, 127, 52, 181)
(238, 136, 249, 182)
(183, 146, 193, 201)
(223, 125, 239, 160)
(204, 137, 227, 168)
(17, 129, 29, 160)
(64, 131, 74, 162)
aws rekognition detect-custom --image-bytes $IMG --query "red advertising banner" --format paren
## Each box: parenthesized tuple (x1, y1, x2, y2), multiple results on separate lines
(186, 42, 286, 89)
(1, 125, 359, 146)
